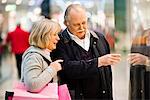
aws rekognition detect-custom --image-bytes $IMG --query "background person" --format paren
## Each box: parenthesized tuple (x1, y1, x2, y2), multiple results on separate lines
(129, 53, 150, 99)
(128, 28, 150, 99)
(51, 4, 121, 100)
(3, 23, 30, 79)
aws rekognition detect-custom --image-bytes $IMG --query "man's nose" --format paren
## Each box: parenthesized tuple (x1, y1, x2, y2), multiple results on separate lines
(79, 24, 84, 30)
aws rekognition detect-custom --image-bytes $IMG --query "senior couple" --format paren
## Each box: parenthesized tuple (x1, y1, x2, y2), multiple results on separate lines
(20, 4, 146, 100)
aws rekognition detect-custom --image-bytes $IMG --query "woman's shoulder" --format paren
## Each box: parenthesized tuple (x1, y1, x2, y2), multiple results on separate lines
(23, 46, 44, 61)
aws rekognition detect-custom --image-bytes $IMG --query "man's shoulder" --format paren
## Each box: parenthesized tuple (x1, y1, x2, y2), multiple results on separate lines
(58, 29, 71, 43)
(93, 31, 104, 36)
(59, 29, 66, 38)
(90, 30, 105, 39)
(60, 29, 67, 35)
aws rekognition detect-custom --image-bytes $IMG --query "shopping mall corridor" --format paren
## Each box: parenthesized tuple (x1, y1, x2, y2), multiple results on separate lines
(0, 54, 18, 100)
(0, 53, 130, 100)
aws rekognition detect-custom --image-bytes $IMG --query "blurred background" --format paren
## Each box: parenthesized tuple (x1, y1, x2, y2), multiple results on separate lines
(0, 0, 150, 100)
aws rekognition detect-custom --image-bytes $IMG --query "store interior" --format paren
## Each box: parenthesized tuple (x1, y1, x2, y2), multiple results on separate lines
(0, 0, 150, 100)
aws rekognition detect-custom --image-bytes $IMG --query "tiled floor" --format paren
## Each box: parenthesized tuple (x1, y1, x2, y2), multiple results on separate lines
(0, 54, 130, 100)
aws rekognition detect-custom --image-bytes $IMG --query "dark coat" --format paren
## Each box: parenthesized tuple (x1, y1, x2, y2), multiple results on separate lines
(130, 46, 150, 100)
(51, 29, 113, 100)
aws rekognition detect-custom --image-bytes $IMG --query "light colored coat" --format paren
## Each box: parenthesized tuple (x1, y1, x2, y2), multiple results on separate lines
(21, 46, 57, 92)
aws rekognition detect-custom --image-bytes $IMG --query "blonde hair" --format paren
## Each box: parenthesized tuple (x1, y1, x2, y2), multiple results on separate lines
(29, 18, 61, 49)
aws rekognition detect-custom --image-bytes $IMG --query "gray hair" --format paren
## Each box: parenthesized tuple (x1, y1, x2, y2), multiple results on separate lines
(64, 4, 86, 21)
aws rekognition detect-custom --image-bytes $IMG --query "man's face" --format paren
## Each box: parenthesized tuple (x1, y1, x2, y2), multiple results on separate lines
(66, 9, 88, 39)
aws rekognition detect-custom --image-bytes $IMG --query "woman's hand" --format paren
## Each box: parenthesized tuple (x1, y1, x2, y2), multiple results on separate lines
(50, 60, 63, 71)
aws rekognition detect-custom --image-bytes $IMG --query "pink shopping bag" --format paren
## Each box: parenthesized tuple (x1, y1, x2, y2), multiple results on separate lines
(12, 82, 58, 100)
(58, 84, 71, 100)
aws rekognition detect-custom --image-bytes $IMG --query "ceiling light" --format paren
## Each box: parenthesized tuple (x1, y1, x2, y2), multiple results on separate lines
(28, 0, 35, 6)
(16, 0, 22, 5)
(2, 0, 7, 4)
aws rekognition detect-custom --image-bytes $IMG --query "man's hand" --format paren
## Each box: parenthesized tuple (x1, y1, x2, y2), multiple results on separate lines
(98, 54, 121, 67)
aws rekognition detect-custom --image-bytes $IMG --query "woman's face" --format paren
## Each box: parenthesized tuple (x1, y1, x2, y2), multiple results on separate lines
(47, 31, 60, 51)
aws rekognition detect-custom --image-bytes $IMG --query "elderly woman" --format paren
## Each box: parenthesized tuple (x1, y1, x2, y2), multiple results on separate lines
(21, 18, 63, 92)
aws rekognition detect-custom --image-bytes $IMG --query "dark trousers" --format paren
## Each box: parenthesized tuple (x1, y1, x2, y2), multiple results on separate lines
(130, 66, 145, 100)
(145, 72, 150, 99)
(15, 54, 23, 79)
(130, 65, 150, 100)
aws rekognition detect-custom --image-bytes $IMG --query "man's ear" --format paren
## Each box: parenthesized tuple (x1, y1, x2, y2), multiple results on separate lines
(64, 20, 69, 26)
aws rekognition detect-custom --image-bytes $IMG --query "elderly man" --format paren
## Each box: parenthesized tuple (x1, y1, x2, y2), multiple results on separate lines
(51, 4, 121, 100)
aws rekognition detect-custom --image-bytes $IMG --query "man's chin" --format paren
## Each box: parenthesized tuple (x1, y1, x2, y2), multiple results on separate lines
(79, 34, 85, 39)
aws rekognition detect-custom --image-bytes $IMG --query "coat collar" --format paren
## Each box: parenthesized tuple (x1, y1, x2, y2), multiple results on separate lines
(90, 31, 99, 39)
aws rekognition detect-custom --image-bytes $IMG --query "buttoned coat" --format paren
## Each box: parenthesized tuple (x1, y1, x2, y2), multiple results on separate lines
(51, 29, 113, 100)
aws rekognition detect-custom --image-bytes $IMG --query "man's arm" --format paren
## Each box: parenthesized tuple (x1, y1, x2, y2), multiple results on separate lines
(51, 40, 99, 79)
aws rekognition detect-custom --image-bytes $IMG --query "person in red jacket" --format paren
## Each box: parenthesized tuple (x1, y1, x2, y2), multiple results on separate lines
(4, 23, 30, 79)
